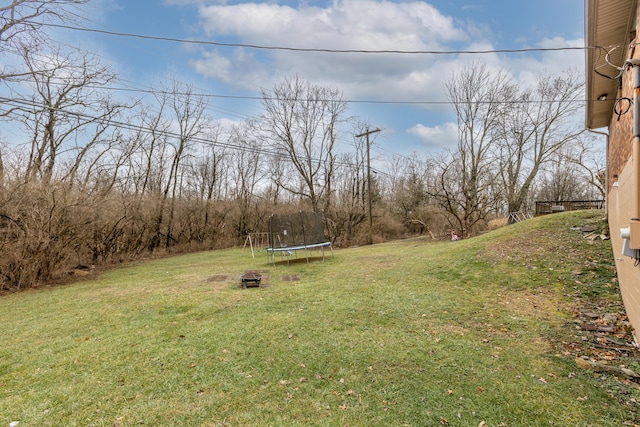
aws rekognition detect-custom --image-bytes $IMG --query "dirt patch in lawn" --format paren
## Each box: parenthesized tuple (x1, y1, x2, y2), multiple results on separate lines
(498, 289, 566, 320)
(207, 275, 228, 282)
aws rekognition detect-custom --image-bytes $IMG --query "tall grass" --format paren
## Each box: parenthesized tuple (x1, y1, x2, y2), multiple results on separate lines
(0, 210, 636, 426)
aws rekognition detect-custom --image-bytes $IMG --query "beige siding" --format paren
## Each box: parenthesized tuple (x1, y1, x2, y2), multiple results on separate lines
(605, 4, 640, 340)
(609, 162, 640, 339)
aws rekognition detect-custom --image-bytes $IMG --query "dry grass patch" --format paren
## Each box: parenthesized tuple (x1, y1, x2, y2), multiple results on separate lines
(498, 289, 567, 321)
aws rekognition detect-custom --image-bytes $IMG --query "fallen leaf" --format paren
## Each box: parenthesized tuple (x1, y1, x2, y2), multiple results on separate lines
(447, 389, 454, 395)
(440, 417, 449, 425)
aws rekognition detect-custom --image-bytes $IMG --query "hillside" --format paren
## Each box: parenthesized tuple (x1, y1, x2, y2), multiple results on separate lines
(0, 210, 637, 426)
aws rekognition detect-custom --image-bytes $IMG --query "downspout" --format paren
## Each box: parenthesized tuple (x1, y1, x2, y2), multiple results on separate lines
(587, 128, 609, 219)
(625, 59, 640, 248)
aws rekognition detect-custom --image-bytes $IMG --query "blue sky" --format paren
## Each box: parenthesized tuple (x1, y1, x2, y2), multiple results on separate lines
(68, 0, 585, 157)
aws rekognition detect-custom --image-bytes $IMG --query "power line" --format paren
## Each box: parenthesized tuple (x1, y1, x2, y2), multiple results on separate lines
(33, 20, 592, 56)
(50, 82, 596, 106)
(5, 42, 592, 107)
(0, 96, 365, 170)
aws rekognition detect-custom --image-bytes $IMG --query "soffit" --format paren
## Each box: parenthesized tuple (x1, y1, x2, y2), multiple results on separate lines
(585, 0, 637, 129)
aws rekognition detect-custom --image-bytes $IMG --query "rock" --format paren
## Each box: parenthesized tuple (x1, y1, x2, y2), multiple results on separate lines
(575, 357, 592, 370)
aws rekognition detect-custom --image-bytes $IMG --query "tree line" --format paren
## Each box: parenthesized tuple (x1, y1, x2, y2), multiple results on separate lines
(0, 1, 604, 290)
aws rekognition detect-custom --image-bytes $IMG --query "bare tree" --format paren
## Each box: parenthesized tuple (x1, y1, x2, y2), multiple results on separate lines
(228, 120, 265, 238)
(261, 75, 349, 212)
(561, 133, 606, 200)
(325, 129, 369, 245)
(7, 45, 121, 185)
(494, 70, 584, 214)
(146, 79, 209, 249)
(1, 0, 89, 86)
(427, 62, 507, 236)
(387, 153, 438, 238)
(1, 0, 87, 46)
(535, 151, 597, 201)
(190, 128, 225, 236)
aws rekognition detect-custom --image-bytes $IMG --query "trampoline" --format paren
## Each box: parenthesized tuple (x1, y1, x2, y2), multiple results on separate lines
(266, 212, 333, 264)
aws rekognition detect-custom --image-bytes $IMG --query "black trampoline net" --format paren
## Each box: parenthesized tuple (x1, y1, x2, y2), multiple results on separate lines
(268, 212, 327, 248)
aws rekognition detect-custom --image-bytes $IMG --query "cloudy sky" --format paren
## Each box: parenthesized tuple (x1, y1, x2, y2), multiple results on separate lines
(71, 0, 585, 156)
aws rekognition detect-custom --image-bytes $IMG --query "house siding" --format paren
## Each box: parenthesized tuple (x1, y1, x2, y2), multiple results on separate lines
(606, 5, 640, 340)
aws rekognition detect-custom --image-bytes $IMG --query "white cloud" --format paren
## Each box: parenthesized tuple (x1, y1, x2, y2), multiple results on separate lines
(503, 37, 586, 88)
(176, 0, 586, 158)
(190, 0, 470, 100)
(198, 0, 467, 48)
(190, 48, 269, 86)
(406, 122, 458, 151)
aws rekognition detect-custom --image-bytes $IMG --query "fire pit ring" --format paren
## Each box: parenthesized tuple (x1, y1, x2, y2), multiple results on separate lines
(240, 272, 262, 288)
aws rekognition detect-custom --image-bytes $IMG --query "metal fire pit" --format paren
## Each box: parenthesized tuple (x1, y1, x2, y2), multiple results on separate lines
(241, 272, 262, 288)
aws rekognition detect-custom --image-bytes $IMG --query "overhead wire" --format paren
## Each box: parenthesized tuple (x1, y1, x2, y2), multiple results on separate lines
(593, 45, 626, 80)
(3, 18, 602, 165)
(32, 20, 591, 56)
(0, 96, 369, 171)
(35, 80, 598, 107)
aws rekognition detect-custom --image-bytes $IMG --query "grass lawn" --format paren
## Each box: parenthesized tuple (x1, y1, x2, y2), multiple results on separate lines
(1, 210, 638, 426)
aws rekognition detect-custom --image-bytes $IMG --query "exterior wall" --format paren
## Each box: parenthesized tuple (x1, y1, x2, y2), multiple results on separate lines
(609, 162, 640, 339)
(607, 58, 634, 192)
(607, 7, 640, 340)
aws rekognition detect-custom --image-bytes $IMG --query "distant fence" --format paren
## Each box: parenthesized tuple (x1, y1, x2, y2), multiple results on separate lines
(507, 211, 533, 224)
(534, 200, 605, 216)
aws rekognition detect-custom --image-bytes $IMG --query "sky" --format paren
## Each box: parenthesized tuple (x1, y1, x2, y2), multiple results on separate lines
(57, 0, 586, 158)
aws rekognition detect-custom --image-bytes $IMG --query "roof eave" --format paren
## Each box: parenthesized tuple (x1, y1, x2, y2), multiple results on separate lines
(585, 0, 638, 130)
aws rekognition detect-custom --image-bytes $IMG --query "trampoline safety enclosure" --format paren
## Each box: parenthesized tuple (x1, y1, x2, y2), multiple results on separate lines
(267, 212, 333, 264)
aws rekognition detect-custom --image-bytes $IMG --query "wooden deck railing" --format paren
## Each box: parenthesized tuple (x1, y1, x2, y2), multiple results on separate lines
(534, 200, 605, 216)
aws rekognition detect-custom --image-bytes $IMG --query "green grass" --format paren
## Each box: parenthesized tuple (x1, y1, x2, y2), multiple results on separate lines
(1, 210, 637, 426)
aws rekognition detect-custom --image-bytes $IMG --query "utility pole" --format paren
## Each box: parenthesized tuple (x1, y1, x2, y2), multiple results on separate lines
(355, 128, 381, 245)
